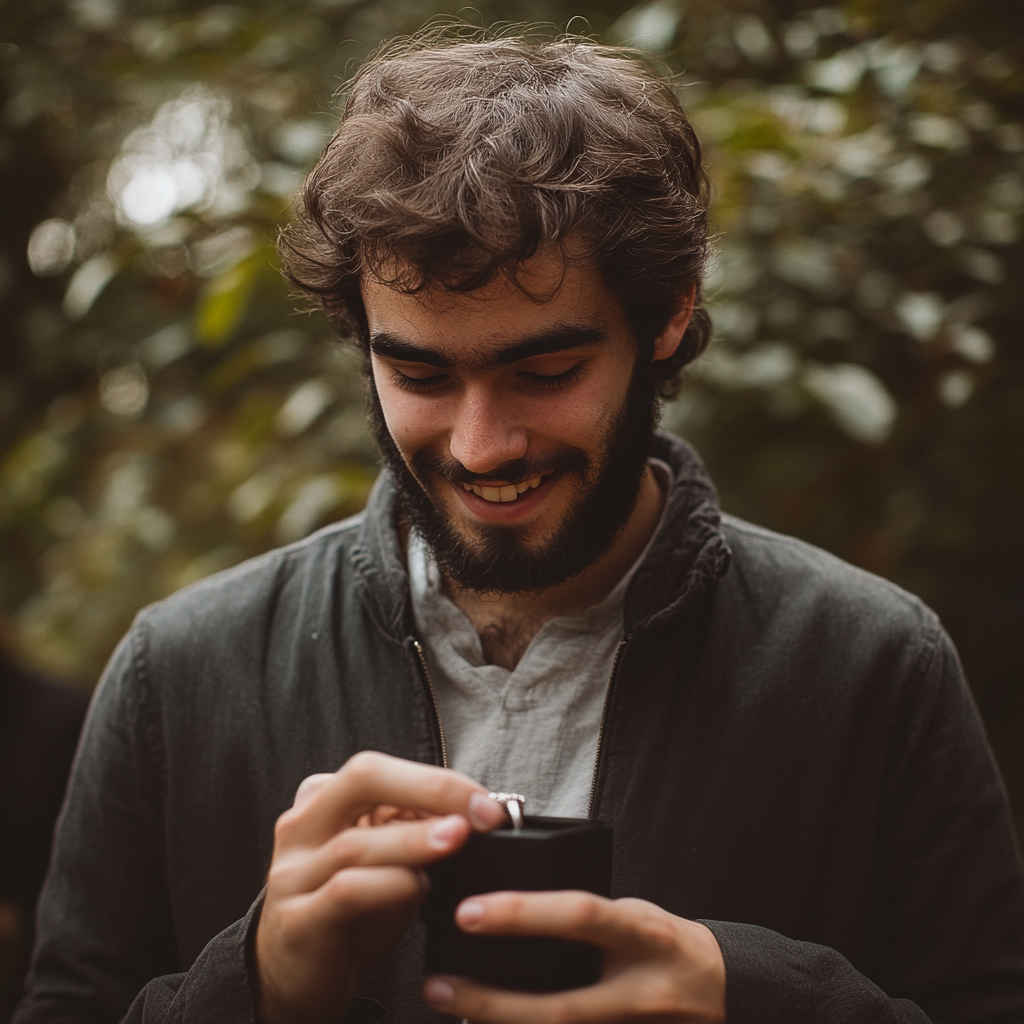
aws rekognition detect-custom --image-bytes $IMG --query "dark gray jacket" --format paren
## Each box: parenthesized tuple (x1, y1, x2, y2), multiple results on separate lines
(15, 434, 1024, 1024)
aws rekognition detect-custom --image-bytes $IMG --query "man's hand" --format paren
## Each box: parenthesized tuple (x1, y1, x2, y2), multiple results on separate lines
(422, 892, 726, 1023)
(255, 751, 506, 1024)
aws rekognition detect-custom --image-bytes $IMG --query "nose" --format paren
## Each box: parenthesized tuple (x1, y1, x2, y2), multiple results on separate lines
(448, 385, 528, 476)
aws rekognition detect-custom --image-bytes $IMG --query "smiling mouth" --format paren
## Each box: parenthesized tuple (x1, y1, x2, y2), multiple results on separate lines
(459, 475, 545, 503)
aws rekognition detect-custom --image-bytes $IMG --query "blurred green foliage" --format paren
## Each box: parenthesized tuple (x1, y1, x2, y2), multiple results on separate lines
(1, 0, 1022, 821)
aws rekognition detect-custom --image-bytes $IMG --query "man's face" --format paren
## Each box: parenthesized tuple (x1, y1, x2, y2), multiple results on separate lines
(362, 250, 658, 593)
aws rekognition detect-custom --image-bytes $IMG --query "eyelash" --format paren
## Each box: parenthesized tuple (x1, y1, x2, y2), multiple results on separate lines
(390, 364, 585, 394)
(390, 370, 448, 393)
(519, 364, 585, 390)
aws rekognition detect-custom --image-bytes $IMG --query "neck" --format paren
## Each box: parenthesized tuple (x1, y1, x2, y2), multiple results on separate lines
(441, 465, 665, 669)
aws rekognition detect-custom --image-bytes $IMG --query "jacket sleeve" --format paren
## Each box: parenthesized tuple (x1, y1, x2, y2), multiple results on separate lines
(116, 905, 260, 1024)
(13, 627, 190, 1024)
(704, 923, 932, 1023)
(12, 626, 386, 1024)
(704, 624, 1024, 1024)
(10, 624, 257, 1024)
(12, 624, 258, 1024)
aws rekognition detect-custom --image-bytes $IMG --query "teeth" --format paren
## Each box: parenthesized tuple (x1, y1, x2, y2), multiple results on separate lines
(463, 475, 545, 503)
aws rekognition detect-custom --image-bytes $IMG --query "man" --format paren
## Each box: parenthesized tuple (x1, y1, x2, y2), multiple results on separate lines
(16, 30, 1024, 1024)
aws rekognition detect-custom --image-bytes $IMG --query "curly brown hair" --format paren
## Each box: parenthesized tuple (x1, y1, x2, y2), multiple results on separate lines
(279, 25, 712, 399)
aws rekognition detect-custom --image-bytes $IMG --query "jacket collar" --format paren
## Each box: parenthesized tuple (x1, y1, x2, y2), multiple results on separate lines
(350, 431, 732, 640)
(626, 433, 732, 633)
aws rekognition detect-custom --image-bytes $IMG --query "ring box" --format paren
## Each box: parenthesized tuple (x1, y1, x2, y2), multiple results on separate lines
(422, 816, 613, 992)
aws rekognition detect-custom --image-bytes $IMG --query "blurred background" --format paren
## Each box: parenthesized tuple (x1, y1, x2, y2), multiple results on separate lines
(1, 0, 1022, 1014)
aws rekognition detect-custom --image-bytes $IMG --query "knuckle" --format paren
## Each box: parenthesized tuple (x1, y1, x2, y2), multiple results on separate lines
(294, 772, 331, 799)
(566, 893, 602, 931)
(617, 896, 647, 911)
(394, 868, 422, 901)
(647, 916, 683, 956)
(265, 861, 296, 894)
(273, 807, 302, 844)
(326, 869, 359, 904)
(327, 828, 360, 863)
(642, 916, 678, 955)
(411, 822, 438, 858)
(616, 898, 678, 953)
(420, 772, 457, 809)
(499, 890, 527, 923)
(341, 750, 382, 787)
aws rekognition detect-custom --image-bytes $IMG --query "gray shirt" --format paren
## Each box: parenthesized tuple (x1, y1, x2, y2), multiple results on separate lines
(407, 462, 669, 818)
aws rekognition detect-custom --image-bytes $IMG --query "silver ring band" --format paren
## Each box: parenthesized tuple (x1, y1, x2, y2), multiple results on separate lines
(487, 791, 526, 830)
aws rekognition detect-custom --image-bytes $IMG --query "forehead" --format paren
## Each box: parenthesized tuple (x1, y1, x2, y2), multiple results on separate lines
(360, 251, 631, 362)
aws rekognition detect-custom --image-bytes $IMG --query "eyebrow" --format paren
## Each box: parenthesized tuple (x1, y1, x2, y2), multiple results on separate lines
(369, 325, 608, 371)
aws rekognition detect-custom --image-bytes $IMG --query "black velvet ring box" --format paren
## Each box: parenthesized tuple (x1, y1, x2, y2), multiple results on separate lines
(422, 816, 613, 992)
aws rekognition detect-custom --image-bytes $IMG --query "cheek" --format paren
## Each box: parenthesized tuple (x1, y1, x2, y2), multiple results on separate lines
(522, 381, 623, 446)
(373, 376, 448, 457)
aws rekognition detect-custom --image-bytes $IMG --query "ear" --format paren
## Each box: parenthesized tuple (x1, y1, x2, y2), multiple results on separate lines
(652, 285, 697, 362)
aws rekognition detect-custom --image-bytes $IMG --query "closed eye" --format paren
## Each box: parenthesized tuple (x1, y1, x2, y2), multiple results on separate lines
(389, 369, 449, 393)
(518, 364, 585, 390)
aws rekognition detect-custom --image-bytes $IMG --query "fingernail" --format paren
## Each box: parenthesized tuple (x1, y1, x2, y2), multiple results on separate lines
(468, 792, 505, 829)
(423, 977, 455, 1009)
(457, 899, 485, 927)
(428, 814, 464, 849)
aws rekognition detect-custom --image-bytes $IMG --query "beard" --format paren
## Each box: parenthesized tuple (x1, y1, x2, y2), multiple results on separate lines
(367, 359, 660, 595)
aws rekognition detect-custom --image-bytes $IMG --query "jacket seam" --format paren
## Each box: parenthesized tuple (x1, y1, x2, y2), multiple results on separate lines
(879, 615, 945, 795)
(721, 514, 931, 622)
(129, 616, 171, 869)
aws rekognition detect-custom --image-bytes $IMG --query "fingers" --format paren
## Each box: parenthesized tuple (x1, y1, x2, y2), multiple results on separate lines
(271, 814, 472, 895)
(302, 865, 428, 928)
(422, 975, 625, 1024)
(453, 892, 664, 955)
(356, 804, 427, 827)
(279, 752, 505, 848)
(427, 898, 728, 1024)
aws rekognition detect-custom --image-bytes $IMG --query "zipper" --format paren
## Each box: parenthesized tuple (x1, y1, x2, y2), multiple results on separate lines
(413, 639, 448, 769)
(587, 635, 631, 819)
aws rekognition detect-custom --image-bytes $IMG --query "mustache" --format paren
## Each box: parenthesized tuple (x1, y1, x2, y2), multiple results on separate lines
(412, 447, 588, 486)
